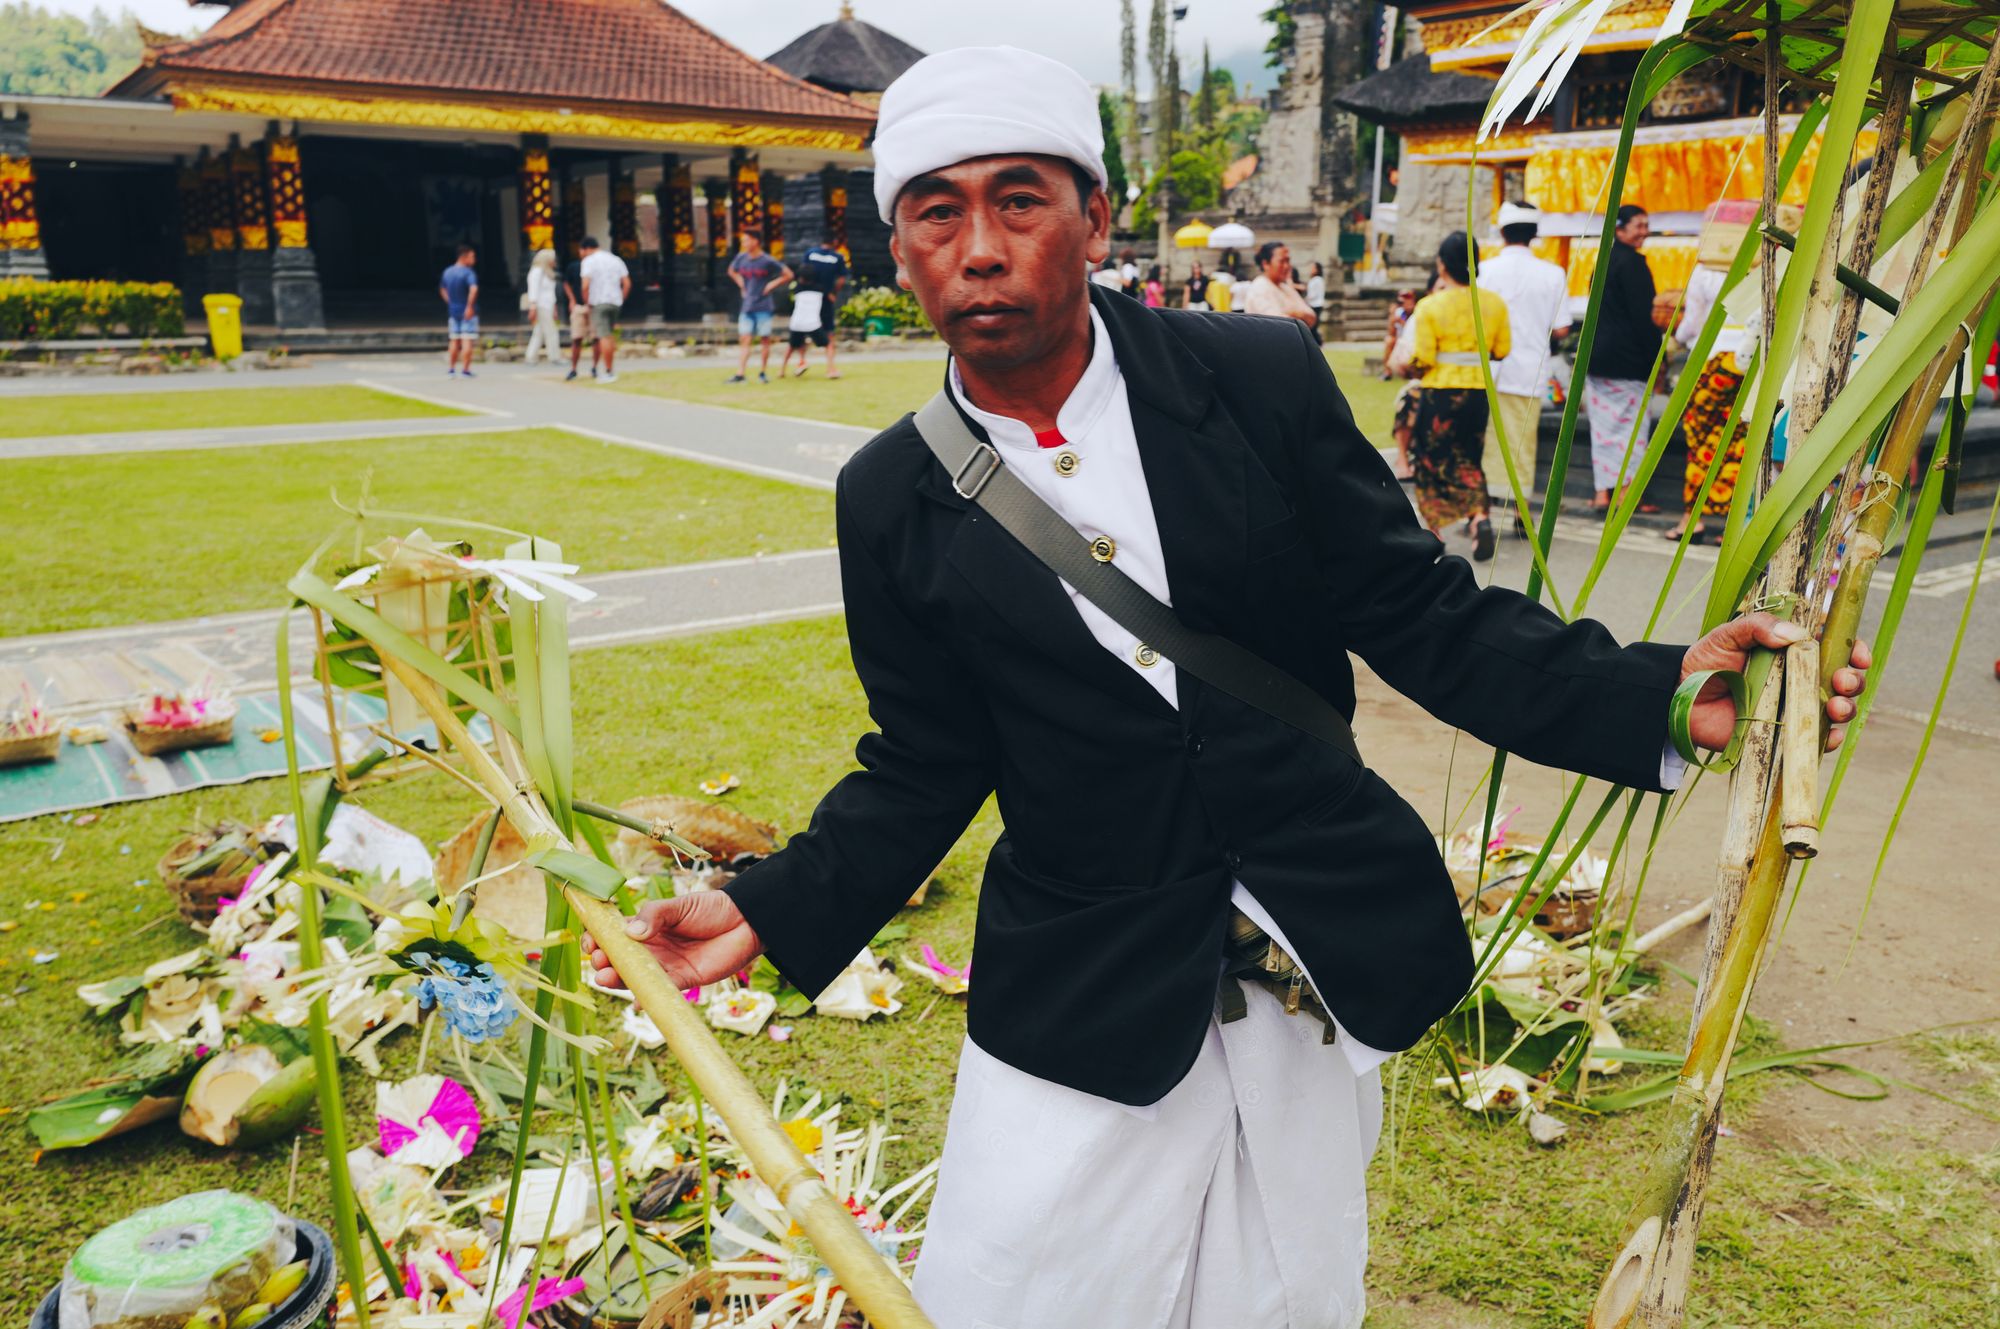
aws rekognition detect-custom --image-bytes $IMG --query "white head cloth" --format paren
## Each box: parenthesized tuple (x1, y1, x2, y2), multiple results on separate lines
(870, 45, 1108, 223)
(1496, 201, 1542, 231)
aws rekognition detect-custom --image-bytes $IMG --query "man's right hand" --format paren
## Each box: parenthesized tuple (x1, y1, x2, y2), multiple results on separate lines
(582, 892, 764, 991)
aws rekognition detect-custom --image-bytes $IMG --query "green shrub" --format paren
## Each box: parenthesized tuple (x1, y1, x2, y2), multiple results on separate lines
(0, 279, 185, 340)
(835, 285, 931, 331)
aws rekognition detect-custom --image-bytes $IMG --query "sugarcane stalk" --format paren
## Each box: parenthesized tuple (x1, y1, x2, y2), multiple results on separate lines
(374, 652, 934, 1328)
(1780, 640, 1823, 857)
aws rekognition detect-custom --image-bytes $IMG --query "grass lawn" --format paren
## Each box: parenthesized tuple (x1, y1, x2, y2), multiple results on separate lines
(617, 348, 1403, 448)
(4, 615, 1996, 1326)
(0, 428, 834, 637)
(0, 384, 467, 438)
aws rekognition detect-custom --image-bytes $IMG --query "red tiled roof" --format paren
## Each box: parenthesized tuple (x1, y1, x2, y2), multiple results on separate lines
(118, 0, 874, 127)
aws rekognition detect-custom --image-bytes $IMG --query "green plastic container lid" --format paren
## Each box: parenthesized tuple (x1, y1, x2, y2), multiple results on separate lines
(72, 1191, 280, 1291)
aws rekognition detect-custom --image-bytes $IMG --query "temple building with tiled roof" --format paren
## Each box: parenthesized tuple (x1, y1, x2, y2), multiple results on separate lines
(0, 0, 886, 330)
(765, 3, 927, 102)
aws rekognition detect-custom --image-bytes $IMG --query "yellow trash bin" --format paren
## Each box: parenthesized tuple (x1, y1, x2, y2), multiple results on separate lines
(202, 293, 244, 360)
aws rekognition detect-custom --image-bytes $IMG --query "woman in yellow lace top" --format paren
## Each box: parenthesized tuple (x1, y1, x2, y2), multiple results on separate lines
(1406, 231, 1511, 560)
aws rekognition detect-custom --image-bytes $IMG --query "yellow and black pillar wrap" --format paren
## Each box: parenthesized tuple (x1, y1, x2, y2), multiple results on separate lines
(201, 150, 235, 253)
(823, 170, 849, 260)
(265, 135, 308, 248)
(0, 153, 39, 252)
(610, 159, 639, 261)
(520, 144, 554, 253)
(705, 179, 729, 259)
(763, 171, 785, 259)
(663, 159, 695, 256)
(232, 143, 270, 251)
(560, 167, 586, 259)
(177, 162, 209, 255)
(730, 150, 762, 251)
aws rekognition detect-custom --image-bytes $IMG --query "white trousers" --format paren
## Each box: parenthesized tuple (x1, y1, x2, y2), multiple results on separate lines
(912, 983, 1382, 1329)
(523, 303, 560, 363)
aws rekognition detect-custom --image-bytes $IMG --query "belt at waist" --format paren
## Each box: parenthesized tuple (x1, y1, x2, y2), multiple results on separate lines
(1219, 907, 1338, 1045)
(1433, 350, 1484, 366)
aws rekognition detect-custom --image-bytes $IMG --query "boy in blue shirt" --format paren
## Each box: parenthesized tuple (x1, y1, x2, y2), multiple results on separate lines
(439, 244, 479, 377)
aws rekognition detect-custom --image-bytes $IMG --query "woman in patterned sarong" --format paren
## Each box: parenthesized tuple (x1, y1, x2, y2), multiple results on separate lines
(1405, 232, 1511, 561)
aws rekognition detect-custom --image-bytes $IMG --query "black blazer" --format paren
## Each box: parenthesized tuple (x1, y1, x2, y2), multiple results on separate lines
(727, 287, 1684, 1105)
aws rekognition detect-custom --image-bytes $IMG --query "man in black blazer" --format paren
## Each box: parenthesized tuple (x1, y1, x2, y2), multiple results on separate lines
(588, 46, 1867, 1327)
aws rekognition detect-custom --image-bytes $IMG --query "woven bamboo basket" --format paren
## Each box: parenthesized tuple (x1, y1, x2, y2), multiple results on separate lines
(0, 728, 61, 767)
(125, 707, 235, 756)
(158, 834, 264, 925)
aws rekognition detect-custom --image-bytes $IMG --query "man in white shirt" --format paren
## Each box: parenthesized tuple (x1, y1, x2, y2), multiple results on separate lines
(577, 235, 631, 383)
(1478, 203, 1572, 526)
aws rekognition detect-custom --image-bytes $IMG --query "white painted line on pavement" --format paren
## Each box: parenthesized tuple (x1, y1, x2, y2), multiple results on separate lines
(1907, 559, 2000, 597)
(570, 601, 846, 649)
(551, 422, 837, 490)
(581, 547, 837, 584)
(1870, 703, 2000, 741)
(650, 398, 877, 435)
(351, 378, 513, 417)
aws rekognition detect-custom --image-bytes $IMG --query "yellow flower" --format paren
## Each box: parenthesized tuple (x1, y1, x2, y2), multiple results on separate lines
(780, 1118, 823, 1154)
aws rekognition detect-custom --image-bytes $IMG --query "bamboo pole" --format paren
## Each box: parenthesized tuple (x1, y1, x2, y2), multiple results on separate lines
(1780, 641, 1822, 857)
(374, 653, 935, 1329)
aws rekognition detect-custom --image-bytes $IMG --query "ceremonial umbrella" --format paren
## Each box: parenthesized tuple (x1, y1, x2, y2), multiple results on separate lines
(1207, 221, 1255, 250)
(1173, 219, 1214, 249)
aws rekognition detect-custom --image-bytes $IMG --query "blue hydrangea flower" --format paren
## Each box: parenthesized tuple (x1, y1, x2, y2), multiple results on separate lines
(412, 953, 519, 1042)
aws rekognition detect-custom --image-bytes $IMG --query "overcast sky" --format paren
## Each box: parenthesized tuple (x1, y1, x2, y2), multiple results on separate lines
(48, 0, 1281, 94)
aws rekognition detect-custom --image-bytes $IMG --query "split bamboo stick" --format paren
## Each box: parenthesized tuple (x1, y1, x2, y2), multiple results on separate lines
(1780, 641, 1822, 857)
(374, 653, 935, 1329)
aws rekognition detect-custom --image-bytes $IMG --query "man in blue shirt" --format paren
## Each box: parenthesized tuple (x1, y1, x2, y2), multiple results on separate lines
(725, 228, 792, 384)
(780, 231, 849, 380)
(439, 244, 479, 378)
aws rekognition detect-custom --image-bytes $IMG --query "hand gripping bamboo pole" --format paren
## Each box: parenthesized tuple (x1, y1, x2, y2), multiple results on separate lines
(374, 655, 935, 1329)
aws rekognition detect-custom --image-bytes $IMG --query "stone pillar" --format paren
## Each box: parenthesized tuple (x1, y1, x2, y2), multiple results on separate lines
(0, 113, 49, 279)
(200, 148, 238, 297)
(175, 158, 209, 317)
(762, 170, 786, 260)
(264, 131, 325, 331)
(660, 154, 697, 321)
(230, 135, 275, 324)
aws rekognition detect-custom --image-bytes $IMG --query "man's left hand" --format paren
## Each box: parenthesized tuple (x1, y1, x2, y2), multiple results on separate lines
(1682, 612, 1870, 753)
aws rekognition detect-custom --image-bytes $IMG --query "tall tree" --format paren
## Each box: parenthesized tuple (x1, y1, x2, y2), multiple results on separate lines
(1119, 0, 1140, 182)
(1147, 0, 1169, 168)
(1196, 42, 1215, 131)
(1164, 46, 1182, 160)
(1098, 89, 1129, 219)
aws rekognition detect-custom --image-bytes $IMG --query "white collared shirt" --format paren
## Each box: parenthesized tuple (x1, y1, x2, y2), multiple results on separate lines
(947, 307, 1396, 1085)
(1480, 244, 1571, 398)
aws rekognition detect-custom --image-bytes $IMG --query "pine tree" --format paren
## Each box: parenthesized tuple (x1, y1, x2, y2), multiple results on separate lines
(1098, 90, 1129, 216)
(1196, 42, 1215, 131)
(1119, 0, 1140, 182)
(1147, 0, 1169, 168)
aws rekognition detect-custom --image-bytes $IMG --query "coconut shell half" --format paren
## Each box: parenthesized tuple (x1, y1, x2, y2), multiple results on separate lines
(431, 811, 552, 942)
(181, 1046, 316, 1148)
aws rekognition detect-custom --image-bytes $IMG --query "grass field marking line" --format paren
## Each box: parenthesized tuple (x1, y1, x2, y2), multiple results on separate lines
(579, 547, 838, 586)
(550, 422, 837, 491)
(570, 601, 846, 649)
(350, 377, 512, 418)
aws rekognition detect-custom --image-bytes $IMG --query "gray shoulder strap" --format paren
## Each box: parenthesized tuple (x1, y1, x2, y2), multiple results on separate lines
(911, 391, 1360, 763)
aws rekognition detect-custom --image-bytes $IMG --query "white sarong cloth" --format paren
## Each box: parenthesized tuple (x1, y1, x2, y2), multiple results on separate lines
(1584, 374, 1648, 491)
(913, 982, 1382, 1329)
(790, 289, 825, 333)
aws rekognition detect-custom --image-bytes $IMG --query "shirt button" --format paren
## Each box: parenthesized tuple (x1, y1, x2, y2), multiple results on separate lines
(1089, 535, 1116, 563)
(1133, 643, 1159, 668)
(1185, 731, 1204, 757)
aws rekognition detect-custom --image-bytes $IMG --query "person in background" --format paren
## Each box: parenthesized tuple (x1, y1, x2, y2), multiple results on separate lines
(1206, 264, 1235, 312)
(727, 228, 794, 384)
(784, 230, 849, 379)
(1585, 204, 1664, 514)
(1405, 231, 1510, 561)
(1478, 204, 1572, 533)
(1305, 260, 1328, 327)
(1142, 263, 1165, 308)
(1384, 288, 1422, 479)
(1668, 252, 1750, 544)
(578, 235, 631, 384)
(562, 249, 591, 381)
(1183, 259, 1210, 310)
(439, 243, 479, 378)
(523, 248, 561, 366)
(1238, 240, 1317, 334)
(1118, 245, 1140, 297)
(1383, 288, 1418, 377)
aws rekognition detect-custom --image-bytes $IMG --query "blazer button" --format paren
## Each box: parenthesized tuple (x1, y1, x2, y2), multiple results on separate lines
(1185, 731, 1203, 757)
(1225, 849, 1244, 872)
